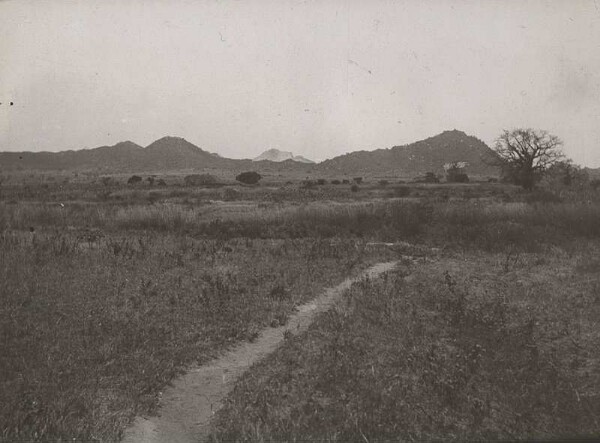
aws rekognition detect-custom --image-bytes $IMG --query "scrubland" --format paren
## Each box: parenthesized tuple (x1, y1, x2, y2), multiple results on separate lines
(1, 174, 599, 441)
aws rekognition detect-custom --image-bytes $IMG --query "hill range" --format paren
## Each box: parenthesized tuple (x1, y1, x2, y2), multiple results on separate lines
(0, 130, 500, 177)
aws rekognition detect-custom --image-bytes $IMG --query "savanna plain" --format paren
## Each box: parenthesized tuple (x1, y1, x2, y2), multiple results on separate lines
(1, 172, 599, 442)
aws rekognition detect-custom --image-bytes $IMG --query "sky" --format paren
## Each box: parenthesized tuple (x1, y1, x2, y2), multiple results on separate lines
(1, 0, 599, 166)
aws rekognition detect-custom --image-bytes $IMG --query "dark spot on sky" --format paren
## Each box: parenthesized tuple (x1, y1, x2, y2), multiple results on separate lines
(10, 102, 14, 106)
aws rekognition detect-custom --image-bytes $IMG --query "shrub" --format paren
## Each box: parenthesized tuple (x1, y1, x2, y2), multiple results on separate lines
(316, 179, 327, 185)
(351, 184, 359, 193)
(146, 176, 155, 186)
(236, 171, 262, 185)
(414, 172, 440, 184)
(184, 174, 219, 187)
(423, 172, 440, 183)
(445, 162, 470, 183)
(447, 172, 469, 183)
(353, 177, 363, 184)
(301, 180, 316, 188)
(156, 179, 167, 187)
(127, 175, 142, 185)
(342, 179, 350, 184)
(391, 185, 411, 197)
(147, 191, 161, 204)
(331, 180, 341, 185)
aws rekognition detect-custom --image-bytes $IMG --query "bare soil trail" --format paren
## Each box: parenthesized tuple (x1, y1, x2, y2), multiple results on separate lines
(122, 261, 398, 443)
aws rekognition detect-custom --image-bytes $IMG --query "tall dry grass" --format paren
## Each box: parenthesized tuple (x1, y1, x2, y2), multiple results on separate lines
(0, 232, 393, 442)
(211, 249, 600, 441)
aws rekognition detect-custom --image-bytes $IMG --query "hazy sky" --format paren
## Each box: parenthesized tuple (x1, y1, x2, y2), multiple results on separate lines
(1, 0, 599, 166)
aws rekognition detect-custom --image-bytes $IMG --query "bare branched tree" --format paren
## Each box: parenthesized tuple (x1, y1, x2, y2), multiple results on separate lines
(494, 128, 564, 190)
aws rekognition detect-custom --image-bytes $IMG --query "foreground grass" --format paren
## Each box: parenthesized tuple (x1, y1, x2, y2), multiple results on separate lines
(210, 244, 600, 441)
(0, 233, 393, 442)
(2, 181, 600, 441)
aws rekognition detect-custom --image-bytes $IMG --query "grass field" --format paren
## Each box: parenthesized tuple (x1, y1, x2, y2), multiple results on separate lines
(1, 174, 599, 441)
(210, 245, 600, 441)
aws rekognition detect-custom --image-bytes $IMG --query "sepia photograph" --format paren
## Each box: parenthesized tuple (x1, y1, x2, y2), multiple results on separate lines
(1, 0, 599, 441)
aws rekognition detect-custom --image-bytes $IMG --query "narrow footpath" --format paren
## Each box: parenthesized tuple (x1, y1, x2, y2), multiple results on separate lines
(122, 261, 398, 443)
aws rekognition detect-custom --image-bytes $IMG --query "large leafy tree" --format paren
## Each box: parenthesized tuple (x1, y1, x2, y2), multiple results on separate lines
(494, 128, 564, 190)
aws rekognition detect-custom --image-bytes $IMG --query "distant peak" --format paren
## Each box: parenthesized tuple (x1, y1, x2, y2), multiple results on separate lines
(253, 148, 314, 163)
(150, 136, 187, 144)
(114, 140, 140, 147)
(146, 136, 199, 149)
(438, 129, 468, 137)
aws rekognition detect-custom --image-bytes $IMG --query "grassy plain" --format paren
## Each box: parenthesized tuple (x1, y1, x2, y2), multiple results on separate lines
(1, 172, 599, 441)
(211, 246, 600, 441)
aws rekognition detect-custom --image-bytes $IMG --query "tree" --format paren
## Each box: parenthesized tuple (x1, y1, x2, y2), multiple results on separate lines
(494, 129, 564, 190)
(444, 162, 469, 183)
(236, 171, 262, 185)
(543, 160, 588, 188)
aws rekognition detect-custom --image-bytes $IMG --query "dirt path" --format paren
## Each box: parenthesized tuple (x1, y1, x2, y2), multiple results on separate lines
(122, 261, 398, 443)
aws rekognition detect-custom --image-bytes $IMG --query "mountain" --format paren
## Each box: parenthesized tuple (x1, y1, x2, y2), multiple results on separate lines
(0, 141, 145, 171)
(316, 130, 499, 177)
(0, 130, 498, 176)
(141, 136, 226, 170)
(253, 149, 314, 164)
(0, 137, 312, 173)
